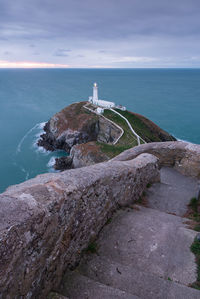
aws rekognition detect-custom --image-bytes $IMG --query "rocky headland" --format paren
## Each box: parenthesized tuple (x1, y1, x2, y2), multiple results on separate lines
(38, 101, 176, 170)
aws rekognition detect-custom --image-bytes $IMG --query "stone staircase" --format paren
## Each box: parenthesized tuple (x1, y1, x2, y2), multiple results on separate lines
(49, 167, 200, 299)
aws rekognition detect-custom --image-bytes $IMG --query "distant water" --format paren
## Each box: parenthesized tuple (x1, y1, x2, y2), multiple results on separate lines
(0, 68, 200, 193)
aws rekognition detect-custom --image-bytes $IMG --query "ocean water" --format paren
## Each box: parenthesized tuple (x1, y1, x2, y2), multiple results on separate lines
(0, 68, 200, 193)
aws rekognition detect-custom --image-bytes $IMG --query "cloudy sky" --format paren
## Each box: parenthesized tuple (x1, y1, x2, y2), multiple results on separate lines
(0, 0, 200, 68)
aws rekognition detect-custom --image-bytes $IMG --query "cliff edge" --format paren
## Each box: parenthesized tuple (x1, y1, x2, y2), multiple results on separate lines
(38, 101, 176, 169)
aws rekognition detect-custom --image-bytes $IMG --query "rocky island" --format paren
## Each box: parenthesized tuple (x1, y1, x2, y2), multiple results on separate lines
(38, 100, 176, 170)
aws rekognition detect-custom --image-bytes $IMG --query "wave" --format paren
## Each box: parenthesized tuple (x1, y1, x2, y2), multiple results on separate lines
(38, 122, 46, 130)
(47, 156, 56, 168)
(36, 145, 50, 155)
(16, 122, 47, 154)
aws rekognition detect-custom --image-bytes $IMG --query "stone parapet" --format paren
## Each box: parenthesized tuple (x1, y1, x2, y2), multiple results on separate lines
(111, 141, 200, 178)
(0, 153, 159, 298)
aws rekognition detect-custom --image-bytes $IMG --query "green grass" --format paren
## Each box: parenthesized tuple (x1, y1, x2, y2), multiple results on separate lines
(105, 218, 112, 225)
(114, 108, 161, 142)
(97, 142, 132, 158)
(191, 237, 200, 286)
(188, 197, 200, 222)
(188, 197, 200, 290)
(189, 197, 199, 213)
(86, 242, 98, 254)
(146, 183, 152, 188)
(194, 225, 200, 232)
(103, 109, 138, 147)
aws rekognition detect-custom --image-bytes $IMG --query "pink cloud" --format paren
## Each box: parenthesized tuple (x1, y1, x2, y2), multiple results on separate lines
(0, 60, 69, 68)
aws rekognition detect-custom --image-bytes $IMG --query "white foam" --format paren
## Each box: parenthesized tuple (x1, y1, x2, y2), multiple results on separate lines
(16, 124, 38, 153)
(16, 122, 47, 154)
(47, 156, 56, 168)
(37, 122, 46, 130)
(36, 145, 50, 155)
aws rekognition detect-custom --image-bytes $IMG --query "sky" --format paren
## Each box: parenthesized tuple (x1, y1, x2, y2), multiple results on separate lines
(0, 0, 200, 68)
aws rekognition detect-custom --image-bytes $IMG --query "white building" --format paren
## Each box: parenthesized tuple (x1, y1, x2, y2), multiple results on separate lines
(88, 83, 115, 108)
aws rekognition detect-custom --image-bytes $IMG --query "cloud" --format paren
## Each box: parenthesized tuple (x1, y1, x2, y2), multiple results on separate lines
(0, 0, 200, 67)
(53, 48, 71, 57)
(4, 51, 11, 55)
(0, 60, 69, 68)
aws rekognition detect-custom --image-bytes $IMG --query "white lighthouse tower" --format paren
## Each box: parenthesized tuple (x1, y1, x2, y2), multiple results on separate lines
(93, 82, 98, 104)
(88, 82, 116, 109)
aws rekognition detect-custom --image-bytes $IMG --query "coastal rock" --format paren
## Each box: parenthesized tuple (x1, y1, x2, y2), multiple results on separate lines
(70, 142, 109, 168)
(37, 101, 176, 171)
(54, 156, 73, 171)
(37, 102, 121, 153)
(97, 117, 121, 143)
(38, 102, 99, 152)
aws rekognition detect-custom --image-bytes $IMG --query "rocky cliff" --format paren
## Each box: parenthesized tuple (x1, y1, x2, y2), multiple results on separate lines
(38, 101, 176, 170)
(38, 102, 121, 153)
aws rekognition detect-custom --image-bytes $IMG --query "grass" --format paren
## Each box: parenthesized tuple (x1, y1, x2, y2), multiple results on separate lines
(85, 242, 98, 254)
(103, 109, 138, 147)
(187, 197, 200, 290)
(114, 108, 161, 142)
(189, 197, 199, 213)
(146, 183, 152, 188)
(190, 237, 200, 289)
(187, 197, 200, 223)
(105, 218, 112, 225)
(96, 142, 132, 158)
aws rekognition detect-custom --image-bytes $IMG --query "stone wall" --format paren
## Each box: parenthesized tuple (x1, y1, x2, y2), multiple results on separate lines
(112, 141, 200, 178)
(0, 153, 159, 298)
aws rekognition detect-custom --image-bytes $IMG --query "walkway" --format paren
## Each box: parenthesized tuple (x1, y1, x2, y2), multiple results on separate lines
(110, 108, 146, 145)
(49, 167, 200, 299)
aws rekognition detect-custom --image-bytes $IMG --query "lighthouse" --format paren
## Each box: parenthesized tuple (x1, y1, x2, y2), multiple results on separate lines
(93, 82, 98, 103)
(88, 82, 116, 109)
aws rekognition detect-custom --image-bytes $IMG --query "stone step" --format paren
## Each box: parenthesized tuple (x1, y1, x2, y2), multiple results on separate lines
(146, 167, 199, 216)
(59, 270, 140, 299)
(78, 255, 200, 299)
(96, 206, 197, 285)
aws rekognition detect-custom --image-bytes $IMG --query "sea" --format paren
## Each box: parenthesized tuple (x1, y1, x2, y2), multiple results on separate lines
(0, 68, 200, 193)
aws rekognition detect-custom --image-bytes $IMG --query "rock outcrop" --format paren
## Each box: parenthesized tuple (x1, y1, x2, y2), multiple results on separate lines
(70, 141, 109, 169)
(37, 101, 176, 171)
(38, 102, 121, 153)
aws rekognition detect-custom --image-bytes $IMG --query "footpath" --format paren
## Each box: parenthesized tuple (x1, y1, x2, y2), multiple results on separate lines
(49, 167, 200, 299)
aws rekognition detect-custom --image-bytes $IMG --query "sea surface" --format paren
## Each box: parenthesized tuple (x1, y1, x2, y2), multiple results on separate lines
(0, 68, 200, 193)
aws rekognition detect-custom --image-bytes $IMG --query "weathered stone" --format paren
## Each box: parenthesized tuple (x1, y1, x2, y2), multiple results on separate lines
(0, 153, 159, 298)
(70, 142, 109, 168)
(97, 117, 121, 144)
(112, 141, 200, 178)
(54, 156, 73, 171)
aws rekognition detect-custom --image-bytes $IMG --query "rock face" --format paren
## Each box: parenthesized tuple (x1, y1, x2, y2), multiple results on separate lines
(70, 142, 110, 169)
(38, 102, 121, 153)
(0, 153, 159, 298)
(37, 101, 176, 171)
(38, 102, 99, 152)
(54, 156, 73, 171)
